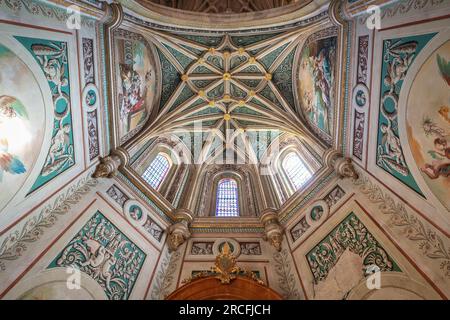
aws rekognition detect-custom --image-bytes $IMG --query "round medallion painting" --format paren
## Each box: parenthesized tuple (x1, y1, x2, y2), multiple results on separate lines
(406, 40, 450, 210)
(0, 42, 47, 211)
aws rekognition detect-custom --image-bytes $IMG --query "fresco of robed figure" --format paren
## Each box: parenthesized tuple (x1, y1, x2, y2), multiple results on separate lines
(407, 40, 450, 211)
(116, 38, 157, 143)
(298, 36, 337, 135)
(0, 42, 47, 211)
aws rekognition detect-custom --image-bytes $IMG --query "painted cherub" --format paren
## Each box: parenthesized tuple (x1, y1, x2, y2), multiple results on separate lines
(0, 95, 28, 181)
(421, 137, 450, 179)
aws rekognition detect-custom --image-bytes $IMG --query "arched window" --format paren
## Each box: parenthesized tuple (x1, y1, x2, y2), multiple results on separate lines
(282, 152, 312, 190)
(141, 153, 170, 190)
(215, 178, 239, 217)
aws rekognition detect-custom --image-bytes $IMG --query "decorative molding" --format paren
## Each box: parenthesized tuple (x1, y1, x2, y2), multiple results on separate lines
(82, 38, 96, 86)
(123, 200, 164, 242)
(356, 35, 369, 85)
(87, 110, 100, 160)
(150, 249, 182, 300)
(239, 242, 262, 255)
(290, 217, 310, 242)
(273, 248, 301, 299)
(122, 8, 329, 34)
(106, 184, 129, 207)
(280, 170, 337, 224)
(191, 242, 214, 255)
(323, 184, 345, 208)
(0, 0, 96, 28)
(353, 171, 450, 278)
(352, 110, 364, 160)
(0, 174, 98, 271)
(182, 242, 263, 285)
(358, 0, 446, 24)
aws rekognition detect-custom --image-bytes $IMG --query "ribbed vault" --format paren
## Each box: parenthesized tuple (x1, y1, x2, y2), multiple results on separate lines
(127, 27, 329, 165)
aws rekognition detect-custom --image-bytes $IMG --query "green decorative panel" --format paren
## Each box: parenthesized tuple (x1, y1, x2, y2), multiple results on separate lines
(249, 97, 271, 110)
(192, 79, 216, 89)
(48, 211, 146, 300)
(230, 83, 247, 99)
(231, 32, 283, 47)
(191, 270, 261, 279)
(233, 106, 263, 116)
(259, 85, 284, 110)
(176, 34, 222, 47)
(239, 65, 261, 73)
(376, 34, 436, 195)
(206, 83, 224, 99)
(179, 43, 204, 56)
(169, 85, 195, 112)
(272, 48, 296, 110)
(238, 79, 262, 89)
(191, 65, 212, 74)
(15, 37, 75, 193)
(190, 106, 222, 117)
(307, 212, 401, 283)
(230, 55, 248, 69)
(162, 43, 194, 69)
(157, 47, 181, 110)
(206, 55, 224, 71)
(184, 98, 205, 111)
(259, 42, 290, 69)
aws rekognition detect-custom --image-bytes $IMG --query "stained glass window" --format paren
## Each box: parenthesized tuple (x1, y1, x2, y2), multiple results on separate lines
(283, 152, 312, 190)
(215, 178, 239, 217)
(141, 153, 170, 190)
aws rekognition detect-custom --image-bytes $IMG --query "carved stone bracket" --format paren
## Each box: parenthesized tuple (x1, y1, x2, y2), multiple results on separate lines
(260, 208, 284, 251)
(92, 147, 129, 178)
(334, 157, 359, 180)
(325, 151, 359, 180)
(167, 208, 193, 252)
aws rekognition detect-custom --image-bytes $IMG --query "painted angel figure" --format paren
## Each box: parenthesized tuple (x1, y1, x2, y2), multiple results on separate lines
(0, 138, 26, 182)
(420, 54, 450, 180)
(0, 95, 28, 182)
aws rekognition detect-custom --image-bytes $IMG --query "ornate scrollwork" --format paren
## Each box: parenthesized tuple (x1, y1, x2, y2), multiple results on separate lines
(182, 242, 264, 285)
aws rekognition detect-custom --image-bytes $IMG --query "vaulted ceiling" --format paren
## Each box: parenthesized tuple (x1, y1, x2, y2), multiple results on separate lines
(128, 26, 333, 165)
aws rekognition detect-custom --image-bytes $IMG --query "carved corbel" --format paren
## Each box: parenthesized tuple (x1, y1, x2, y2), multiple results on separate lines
(260, 208, 284, 251)
(334, 157, 359, 180)
(326, 151, 359, 180)
(167, 208, 193, 252)
(92, 147, 129, 178)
